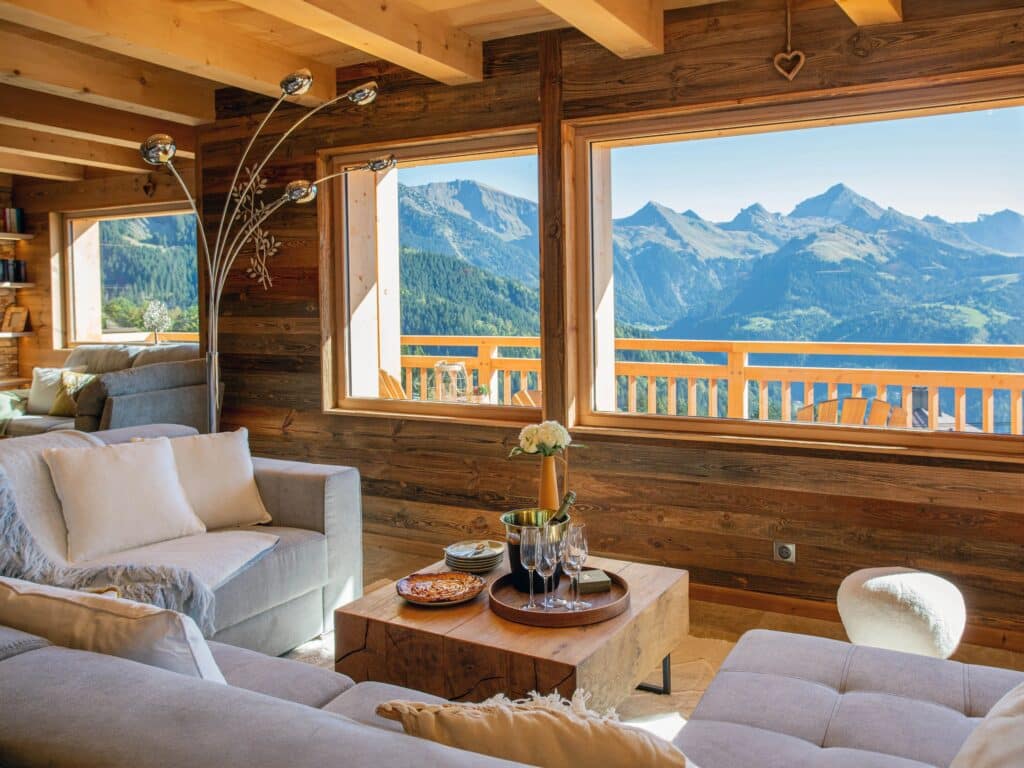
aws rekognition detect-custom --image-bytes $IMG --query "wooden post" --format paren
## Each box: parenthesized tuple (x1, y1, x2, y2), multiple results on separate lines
(1011, 388, 1022, 436)
(538, 31, 570, 424)
(981, 388, 994, 433)
(781, 381, 792, 421)
(477, 340, 499, 403)
(726, 348, 747, 419)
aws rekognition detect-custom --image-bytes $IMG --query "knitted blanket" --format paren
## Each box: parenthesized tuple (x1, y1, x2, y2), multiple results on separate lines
(0, 465, 216, 635)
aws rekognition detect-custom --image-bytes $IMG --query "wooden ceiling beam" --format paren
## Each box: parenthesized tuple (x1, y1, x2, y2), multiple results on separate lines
(834, 0, 903, 25)
(0, 0, 336, 105)
(0, 151, 83, 181)
(0, 125, 150, 174)
(535, 0, 664, 59)
(0, 85, 196, 158)
(0, 28, 215, 125)
(232, 0, 482, 85)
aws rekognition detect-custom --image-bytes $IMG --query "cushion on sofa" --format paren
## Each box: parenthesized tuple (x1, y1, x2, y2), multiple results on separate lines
(4, 414, 75, 437)
(26, 366, 86, 415)
(950, 680, 1024, 768)
(131, 343, 200, 368)
(64, 344, 138, 373)
(211, 526, 328, 632)
(210, 640, 354, 708)
(0, 577, 224, 682)
(677, 630, 1024, 768)
(43, 437, 206, 562)
(0, 430, 103, 563)
(165, 428, 271, 529)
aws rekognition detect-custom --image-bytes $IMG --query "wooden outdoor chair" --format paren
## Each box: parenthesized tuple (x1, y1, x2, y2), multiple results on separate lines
(796, 397, 907, 428)
(378, 369, 408, 400)
(512, 389, 542, 407)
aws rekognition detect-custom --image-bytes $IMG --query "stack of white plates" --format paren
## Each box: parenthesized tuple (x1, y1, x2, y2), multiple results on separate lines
(444, 539, 504, 574)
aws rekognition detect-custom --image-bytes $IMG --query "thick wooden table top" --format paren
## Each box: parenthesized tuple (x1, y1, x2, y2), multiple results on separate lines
(335, 554, 689, 706)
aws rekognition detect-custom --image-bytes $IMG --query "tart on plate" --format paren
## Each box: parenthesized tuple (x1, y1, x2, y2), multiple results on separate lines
(396, 571, 486, 606)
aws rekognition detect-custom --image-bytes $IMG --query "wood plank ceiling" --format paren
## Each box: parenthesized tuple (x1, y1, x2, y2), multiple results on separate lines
(0, 0, 905, 183)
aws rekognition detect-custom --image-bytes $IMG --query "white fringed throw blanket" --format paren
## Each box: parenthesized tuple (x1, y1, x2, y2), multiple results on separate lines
(0, 466, 217, 635)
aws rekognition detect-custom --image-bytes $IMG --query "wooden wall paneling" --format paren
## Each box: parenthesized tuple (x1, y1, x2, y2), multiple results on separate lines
(202, 3, 1024, 650)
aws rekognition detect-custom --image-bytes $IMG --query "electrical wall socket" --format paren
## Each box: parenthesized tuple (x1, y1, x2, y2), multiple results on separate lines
(773, 541, 797, 564)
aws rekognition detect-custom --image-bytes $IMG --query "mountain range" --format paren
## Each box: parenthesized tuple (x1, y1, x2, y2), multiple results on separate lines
(397, 180, 1024, 347)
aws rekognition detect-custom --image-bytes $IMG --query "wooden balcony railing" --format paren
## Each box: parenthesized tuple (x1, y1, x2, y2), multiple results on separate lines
(399, 335, 1024, 435)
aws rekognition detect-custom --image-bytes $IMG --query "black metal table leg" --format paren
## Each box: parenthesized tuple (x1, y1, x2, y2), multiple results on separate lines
(636, 654, 671, 695)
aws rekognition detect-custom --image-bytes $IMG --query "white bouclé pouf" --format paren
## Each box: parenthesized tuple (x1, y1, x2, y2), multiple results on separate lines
(837, 567, 966, 659)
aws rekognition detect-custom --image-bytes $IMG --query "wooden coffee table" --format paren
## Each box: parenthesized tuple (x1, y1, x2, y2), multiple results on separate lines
(334, 555, 688, 710)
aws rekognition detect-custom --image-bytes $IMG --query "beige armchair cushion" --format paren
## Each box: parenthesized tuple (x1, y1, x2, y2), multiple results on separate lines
(951, 681, 1024, 768)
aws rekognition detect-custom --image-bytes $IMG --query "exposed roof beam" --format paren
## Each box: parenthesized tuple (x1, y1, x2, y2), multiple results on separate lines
(0, 85, 196, 158)
(0, 151, 83, 181)
(536, 0, 664, 58)
(233, 0, 482, 85)
(0, 0, 336, 105)
(0, 28, 215, 125)
(0, 125, 150, 174)
(834, 0, 903, 25)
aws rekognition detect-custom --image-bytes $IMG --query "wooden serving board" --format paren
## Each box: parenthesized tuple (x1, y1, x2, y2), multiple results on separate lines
(488, 569, 630, 628)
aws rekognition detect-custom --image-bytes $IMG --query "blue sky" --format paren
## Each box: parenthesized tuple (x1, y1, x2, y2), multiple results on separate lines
(397, 106, 1023, 223)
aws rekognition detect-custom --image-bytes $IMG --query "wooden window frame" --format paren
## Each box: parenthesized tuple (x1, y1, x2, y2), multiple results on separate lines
(317, 126, 544, 423)
(62, 203, 199, 348)
(567, 79, 1024, 461)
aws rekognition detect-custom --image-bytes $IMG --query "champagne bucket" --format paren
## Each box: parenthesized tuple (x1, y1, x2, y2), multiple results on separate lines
(500, 508, 569, 593)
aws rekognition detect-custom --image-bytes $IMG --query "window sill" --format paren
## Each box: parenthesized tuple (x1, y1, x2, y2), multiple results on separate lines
(571, 422, 1024, 465)
(323, 403, 539, 430)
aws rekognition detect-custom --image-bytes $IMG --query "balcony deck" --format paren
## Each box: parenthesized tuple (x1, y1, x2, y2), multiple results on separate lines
(398, 335, 1024, 436)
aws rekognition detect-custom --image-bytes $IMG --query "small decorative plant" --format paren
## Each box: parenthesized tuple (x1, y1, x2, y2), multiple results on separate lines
(142, 300, 173, 344)
(509, 421, 579, 510)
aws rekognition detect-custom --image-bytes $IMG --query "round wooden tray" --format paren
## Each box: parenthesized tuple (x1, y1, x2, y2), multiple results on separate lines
(488, 569, 630, 628)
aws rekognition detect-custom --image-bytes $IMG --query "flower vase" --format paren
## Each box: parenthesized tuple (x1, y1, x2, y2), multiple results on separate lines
(538, 455, 559, 511)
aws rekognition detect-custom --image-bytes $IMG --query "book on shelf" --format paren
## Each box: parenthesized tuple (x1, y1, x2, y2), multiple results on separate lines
(1, 208, 23, 234)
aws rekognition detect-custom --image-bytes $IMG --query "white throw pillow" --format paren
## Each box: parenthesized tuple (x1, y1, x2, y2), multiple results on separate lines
(43, 437, 205, 562)
(950, 680, 1024, 768)
(166, 428, 271, 529)
(26, 366, 86, 415)
(0, 576, 224, 682)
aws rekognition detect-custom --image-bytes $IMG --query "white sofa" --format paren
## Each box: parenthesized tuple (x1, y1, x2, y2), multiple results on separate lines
(0, 424, 363, 656)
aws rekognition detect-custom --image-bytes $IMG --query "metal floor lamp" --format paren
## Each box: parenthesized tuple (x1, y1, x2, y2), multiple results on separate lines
(140, 69, 394, 432)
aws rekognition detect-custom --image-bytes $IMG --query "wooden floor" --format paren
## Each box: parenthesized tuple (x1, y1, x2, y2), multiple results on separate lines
(287, 536, 1024, 737)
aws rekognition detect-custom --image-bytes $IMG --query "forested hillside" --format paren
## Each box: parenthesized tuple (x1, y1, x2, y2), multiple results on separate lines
(100, 214, 198, 332)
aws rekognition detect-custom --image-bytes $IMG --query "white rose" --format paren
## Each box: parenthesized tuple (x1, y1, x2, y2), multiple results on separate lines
(518, 424, 540, 454)
(536, 420, 570, 453)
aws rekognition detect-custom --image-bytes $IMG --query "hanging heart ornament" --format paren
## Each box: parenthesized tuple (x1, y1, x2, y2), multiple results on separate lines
(773, 50, 806, 81)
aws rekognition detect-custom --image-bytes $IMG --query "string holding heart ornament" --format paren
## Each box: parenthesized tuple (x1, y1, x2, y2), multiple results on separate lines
(773, 0, 806, 81)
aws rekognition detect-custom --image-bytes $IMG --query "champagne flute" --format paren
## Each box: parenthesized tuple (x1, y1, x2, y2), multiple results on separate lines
(563, 523, 592, 611)
(536, 535, 559, 610)
(519, 526, 541, 610)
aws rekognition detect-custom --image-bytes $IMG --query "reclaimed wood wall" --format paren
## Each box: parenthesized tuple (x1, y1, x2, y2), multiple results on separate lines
(202, 0, 1020, 649)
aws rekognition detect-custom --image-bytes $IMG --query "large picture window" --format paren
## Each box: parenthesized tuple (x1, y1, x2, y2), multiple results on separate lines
(323, 131, 542, 416)
(579, 106, 1024, 439)
(65, 208, 198, 344)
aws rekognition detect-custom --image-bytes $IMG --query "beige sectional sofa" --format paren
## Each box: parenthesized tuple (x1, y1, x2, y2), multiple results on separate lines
(0, 623, 522, 768)
(677, 629, 1024, 768)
